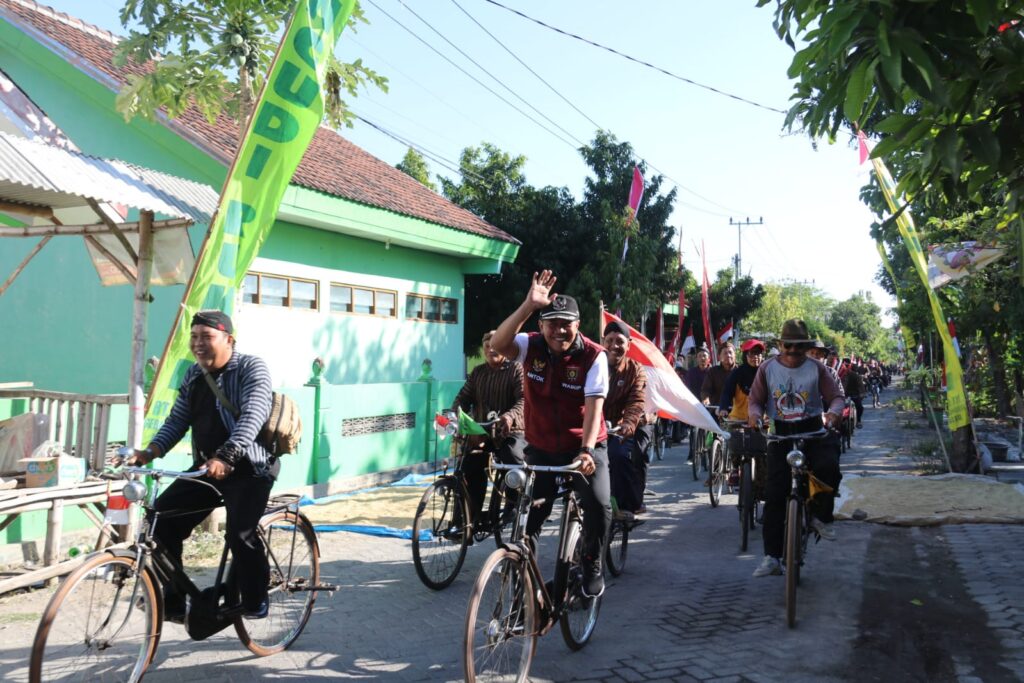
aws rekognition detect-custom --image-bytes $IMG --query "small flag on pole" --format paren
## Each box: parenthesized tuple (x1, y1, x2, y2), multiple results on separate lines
(717, 322, 734, 344)
(681, 325, 696, 355)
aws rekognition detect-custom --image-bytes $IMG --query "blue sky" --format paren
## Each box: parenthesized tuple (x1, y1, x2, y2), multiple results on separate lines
(46, 0, 895, 319)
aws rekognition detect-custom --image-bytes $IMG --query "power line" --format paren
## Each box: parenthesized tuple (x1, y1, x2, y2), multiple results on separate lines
(482, 0, 789, 116)
(395, 0, 588, 148)
(363, 0, 581, 151)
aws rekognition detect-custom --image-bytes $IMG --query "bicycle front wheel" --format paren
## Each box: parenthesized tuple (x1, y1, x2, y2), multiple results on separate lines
(708, 440, 725, 508)
(464, 549, 536, 683)
(412, 477, 470, 590)
(30, 552, 160, 683)
(784, 498, 801, 629)
(605, 520, 628, 577)
(235, 510, 320, 655)
(559, 520, 602, 650)
(653, 422, 665, 460)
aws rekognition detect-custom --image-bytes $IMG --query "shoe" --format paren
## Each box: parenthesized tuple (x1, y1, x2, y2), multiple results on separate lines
(243, 600, 269, 620)
(613, 509, 635, 522)
(727, 470, 739, 487)
(810, 517, 836, 541)
(164, 593, 185, 624)
(685, 457, 693, 465)
(582, 555, 605, 598)
(857, 422, 863, 429)
(752, 555, 783, 577)
(635, 505, 647, 514)
(644, 488, 656, 497)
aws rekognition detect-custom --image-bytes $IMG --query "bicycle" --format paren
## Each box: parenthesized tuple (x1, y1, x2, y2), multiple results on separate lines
(869, 377, 882, 408)
(651, 417, 669, 461)
(463, 460, 601, 682)
(706, 428, 729, 508)
(412, 412, 513, 590)
(725, 420, 766, 552)
(764, 429, 833, 629)
(690, 427, 708, 481)
(839, 398, 855, 453)
(604, 426, 645, 577)
(30, 457, 330, 682)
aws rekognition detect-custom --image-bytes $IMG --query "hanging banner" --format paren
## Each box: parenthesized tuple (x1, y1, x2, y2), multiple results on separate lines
(927, 241, 1005, 289)
(864, 135, 969, 430)
(874, 239, 916, 353)
(144, 0, 356, 439)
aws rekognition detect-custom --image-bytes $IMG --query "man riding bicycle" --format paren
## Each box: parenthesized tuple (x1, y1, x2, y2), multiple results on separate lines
(450, 329, 527, 527)
(601, 320, 650, 517)
(127, 310, 275, 620)
(747, 319, 845, 578)
(491, 270, 611, 598)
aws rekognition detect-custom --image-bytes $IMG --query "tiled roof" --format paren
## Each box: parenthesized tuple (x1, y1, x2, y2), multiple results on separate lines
(0, 0, 518, 245)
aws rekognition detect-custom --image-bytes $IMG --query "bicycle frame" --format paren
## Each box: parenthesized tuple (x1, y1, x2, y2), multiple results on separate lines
(492, 461, 585, 635)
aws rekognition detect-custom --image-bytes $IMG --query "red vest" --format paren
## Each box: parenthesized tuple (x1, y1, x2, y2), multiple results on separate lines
(522, 332, 607, 453)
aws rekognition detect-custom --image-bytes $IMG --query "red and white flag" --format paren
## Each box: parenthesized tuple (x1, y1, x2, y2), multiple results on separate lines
(717, 322, 734, 344)
(104, 492, 131, 526)
(948, 317, 961, 358)
(602, 310, 721, 433)
(680, 325, 696, 356)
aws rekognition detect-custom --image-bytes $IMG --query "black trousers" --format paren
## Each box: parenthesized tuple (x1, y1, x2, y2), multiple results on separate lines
(525, 443, 611, 564)
(152, 461, 275, 611)
(463, 434, 526, 522)
(761, 429, 841, 559)
(851, 396, 864, 423)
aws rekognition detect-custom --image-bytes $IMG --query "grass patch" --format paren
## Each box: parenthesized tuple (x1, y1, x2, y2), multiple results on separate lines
(892, 396, 920, 412)
(910, 438, 951, 474)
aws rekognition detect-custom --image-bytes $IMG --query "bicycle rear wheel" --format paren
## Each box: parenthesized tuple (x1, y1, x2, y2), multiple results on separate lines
(784, 498, 801, 629)
(739, 459, 753, 552)
(559, 520, 602, 650)
(412, 477, 471, 590)
(464, 549, 535, 683)
(30, 552, 160, 683)
(708, 440, 725, 507)
(235, 510, 320, 655)
(605, 520, 628, 576)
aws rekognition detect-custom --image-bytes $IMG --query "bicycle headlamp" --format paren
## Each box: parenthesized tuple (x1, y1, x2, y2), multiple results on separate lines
(786, 451, 806, 469)
(504, 468, 527, 491)
(122, 479, 148, 503)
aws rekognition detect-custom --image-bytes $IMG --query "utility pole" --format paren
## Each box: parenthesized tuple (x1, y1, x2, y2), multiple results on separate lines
(728, 216, 764, 342)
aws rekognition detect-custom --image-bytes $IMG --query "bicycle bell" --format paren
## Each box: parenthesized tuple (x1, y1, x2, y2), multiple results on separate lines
(122, 479, 148, 502)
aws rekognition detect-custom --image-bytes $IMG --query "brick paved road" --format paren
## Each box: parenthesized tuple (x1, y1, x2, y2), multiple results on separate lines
(0, 385, 1020, 682)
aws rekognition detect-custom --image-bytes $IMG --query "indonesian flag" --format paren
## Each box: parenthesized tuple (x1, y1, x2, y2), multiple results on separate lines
(701, 243, 714, 354)
(602, 310, 722, 434)
(104, 492, 131, 526)
(680, 325, 696, 355)
(717, 322, 734, 344)
(948, 317, 961, 358)
(627, 165, 645, 223)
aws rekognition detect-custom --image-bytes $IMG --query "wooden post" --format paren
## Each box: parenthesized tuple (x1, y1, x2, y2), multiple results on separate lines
(44, 498, 64, 581)
(127, 211, 154, 450)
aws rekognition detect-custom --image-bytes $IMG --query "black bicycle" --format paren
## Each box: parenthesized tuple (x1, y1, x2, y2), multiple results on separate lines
(30, 459, 330, 682)
(706, 428, 729, 507)
(605, 426, 645, 577)
(463, 460, 601, 682)
(725, 421, 766, 553)
(765, 429, 832, 628)
(412, 412, 513, 590)
(651, 417, 669, 461)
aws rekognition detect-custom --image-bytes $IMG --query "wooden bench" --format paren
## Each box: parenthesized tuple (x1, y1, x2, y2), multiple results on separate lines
(0, 388, 128, 593)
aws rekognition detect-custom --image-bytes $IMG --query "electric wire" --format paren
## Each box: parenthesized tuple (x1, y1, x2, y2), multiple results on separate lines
(481, 0, 789, 116)
(363, 0, 581, 151)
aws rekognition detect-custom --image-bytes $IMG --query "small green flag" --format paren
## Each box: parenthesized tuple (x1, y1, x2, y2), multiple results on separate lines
(458, 408, 488, 436)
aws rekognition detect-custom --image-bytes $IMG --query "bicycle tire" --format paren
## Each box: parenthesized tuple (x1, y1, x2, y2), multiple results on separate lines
(739, 459, 753, 552)
(605, 520, 628, 577)
(654, 423, 665, 461)
(412, 478, 471, 590)
(235, 510, 320, 655)
(784, 498, 801, 629)
(708, 440, 724, 508)
(464, 548, 536, 683)
(559, 520, 601, 650)
(30, 552, 161, 683)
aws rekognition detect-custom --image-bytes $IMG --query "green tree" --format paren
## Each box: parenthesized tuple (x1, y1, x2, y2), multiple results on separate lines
(746, 281, 833, 342)
(686, 267, 764, 348)
(396, 148, 436, 192)
(115, 0, 387, 136)
(829, 292, 882, 345)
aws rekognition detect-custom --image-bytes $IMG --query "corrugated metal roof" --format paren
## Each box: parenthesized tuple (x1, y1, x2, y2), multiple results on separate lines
(0, 132, 218, 223)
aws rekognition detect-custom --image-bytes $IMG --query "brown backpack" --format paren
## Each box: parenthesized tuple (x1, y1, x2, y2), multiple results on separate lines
(201, 371, 302, 456)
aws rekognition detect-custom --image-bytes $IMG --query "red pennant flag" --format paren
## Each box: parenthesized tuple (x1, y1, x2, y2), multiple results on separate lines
(857, 130, 870, 165)
(627, 165, 645, 222)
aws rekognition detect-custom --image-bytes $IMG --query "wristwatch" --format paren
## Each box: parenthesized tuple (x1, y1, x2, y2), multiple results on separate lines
(578, 446, 594, 456)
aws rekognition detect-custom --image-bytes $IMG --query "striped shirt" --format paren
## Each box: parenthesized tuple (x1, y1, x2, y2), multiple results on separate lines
(452, 360, 525, 433)
(150, 351, 274, 471)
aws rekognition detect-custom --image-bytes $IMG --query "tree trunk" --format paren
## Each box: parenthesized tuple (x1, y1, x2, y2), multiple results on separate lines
(951, 426, 974, 473)
(237, 64, 253, 146)
(983, 329, 1012, 416)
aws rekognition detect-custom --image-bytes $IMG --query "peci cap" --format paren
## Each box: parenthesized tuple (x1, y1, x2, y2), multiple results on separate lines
(539, 294, 580, 321)
(740, 338, 766, 353)
(191, 309, 233, 334)
(603, 320, 631, 339)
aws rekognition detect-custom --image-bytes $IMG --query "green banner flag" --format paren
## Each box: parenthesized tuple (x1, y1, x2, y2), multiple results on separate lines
(868, 152, 969, 430)
(144, 0, 355, 440)
(458, 408, 488, 437)
(874, 239, 917, 353)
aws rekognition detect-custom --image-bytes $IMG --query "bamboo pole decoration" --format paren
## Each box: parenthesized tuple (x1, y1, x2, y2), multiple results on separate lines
(127, 210, 155, 450)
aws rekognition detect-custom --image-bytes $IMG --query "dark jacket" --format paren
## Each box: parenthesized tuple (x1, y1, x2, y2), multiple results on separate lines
(604, 357, 648, 435)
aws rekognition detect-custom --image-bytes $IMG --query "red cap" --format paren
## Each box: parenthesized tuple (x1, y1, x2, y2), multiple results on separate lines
(741, 339, 766, 353)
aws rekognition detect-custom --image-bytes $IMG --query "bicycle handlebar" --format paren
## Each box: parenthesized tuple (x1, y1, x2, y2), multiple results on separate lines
(764, 429, 831, 442)
(119, 465, 209, 479)
(492, 460, 583, 474)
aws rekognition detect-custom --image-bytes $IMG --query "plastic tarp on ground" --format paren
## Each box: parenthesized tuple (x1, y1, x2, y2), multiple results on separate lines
(300, 471, 441, 539)
(835, 473, 1024, 526)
